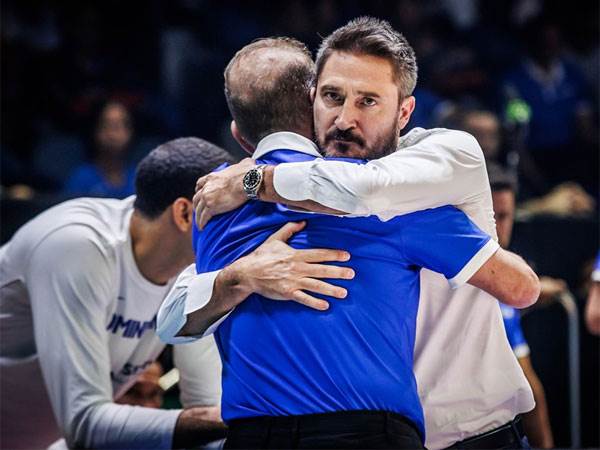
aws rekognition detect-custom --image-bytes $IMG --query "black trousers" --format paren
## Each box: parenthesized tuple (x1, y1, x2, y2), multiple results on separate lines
(224, 410, 425, 449)
(445, 416, 529, 450)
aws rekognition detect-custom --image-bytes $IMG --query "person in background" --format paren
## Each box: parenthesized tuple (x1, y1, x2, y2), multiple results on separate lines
(462, 109, 502, 162)
(1, 137, 227, 449)
(64, 99, 136, 198)
(585, 252, 600, 335)
(499, 16, 594, 189)
(116, 361, 165, 409)
(489, 163, 554, 448)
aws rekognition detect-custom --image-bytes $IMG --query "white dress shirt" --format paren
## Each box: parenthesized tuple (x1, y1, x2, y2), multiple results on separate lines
(157, 128, 534, 449)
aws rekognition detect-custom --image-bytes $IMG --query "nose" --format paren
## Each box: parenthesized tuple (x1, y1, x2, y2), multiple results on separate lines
(334, 101, 358, 131)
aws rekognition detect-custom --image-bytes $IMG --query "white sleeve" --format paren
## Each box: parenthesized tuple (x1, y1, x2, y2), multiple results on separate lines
(173, 336, 222, 408)
(157, 265, 231, 343)
(27, 226, 181, 449)
(273, 130, 486, 220)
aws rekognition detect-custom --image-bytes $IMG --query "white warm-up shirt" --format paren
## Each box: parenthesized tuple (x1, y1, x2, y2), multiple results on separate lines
(0, 197, 222, 449)
(157, 128, 535, 449)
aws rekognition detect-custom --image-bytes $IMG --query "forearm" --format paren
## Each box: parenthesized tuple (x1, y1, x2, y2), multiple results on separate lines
(259, 166, 344, 214)
(519, 357, 554, 448)
(468, 248, 540, 308)
(74, 402, 181, 448)
(269, 131, 484, 217)
(172, 406, 227, 448)
(178, 264, 250, 337)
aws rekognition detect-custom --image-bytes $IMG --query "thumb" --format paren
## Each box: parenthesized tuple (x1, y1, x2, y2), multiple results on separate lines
(265, 221, 306, 243)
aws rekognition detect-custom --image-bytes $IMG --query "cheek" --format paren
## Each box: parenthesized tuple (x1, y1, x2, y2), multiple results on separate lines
(313, 103, 332, 135)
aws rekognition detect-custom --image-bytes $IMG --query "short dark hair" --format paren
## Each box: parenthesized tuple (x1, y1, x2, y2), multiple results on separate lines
(134, 137, 233, 218)
(316, 16, 418, 99)
(487, 162, 518, 193)
(224, 37, 315, 147)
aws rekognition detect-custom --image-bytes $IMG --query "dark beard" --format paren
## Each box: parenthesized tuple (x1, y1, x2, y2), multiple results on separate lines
(318, 123, 400, 159)
(315, 109, 401, 159)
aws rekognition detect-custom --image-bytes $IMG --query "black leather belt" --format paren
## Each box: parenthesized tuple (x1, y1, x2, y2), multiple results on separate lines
(445, 416, 526, 450)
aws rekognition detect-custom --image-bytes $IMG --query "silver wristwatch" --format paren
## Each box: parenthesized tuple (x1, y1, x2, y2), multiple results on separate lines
(242, 165, 266, 200)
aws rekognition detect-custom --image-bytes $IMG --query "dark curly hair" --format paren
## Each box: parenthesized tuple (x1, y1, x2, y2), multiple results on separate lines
(134, 137, 233, 218)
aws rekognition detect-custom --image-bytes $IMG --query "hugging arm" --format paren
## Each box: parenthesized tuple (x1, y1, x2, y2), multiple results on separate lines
(157, 222, 354, 342)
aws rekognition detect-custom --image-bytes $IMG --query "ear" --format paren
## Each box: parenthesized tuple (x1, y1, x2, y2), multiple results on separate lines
(310, 86, 316, 104)
(230, 121, 255, 155)
(171, 197, 193, 233)
(398, 96, 416, 132)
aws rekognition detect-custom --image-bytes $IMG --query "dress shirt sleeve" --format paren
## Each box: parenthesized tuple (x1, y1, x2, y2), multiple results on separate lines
(173, 336, 222, 408)
(26, 225, 181, 449)
(157, 265, 231, 343)
(400, 206, 499, 288)
(273, 130, 486, 220)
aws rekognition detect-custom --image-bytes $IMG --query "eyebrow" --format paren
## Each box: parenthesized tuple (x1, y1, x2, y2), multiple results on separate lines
(319, 84, 381, 99)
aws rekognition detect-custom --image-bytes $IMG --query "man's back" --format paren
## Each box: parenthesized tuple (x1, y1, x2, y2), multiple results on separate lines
(194, 149, 496, 439)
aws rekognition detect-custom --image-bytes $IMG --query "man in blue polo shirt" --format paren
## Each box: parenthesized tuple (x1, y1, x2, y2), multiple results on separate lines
(195, 148, 496, 450)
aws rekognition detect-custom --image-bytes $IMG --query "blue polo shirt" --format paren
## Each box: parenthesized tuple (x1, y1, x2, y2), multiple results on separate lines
(500, 304, 530, 358)
(193, 147, 494, 440)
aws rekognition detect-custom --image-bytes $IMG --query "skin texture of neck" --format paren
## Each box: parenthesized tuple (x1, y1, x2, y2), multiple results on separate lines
(129, 210, 188, 286)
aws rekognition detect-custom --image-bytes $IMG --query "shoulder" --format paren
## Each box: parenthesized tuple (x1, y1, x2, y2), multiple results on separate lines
(31, 223, 116, 271)
(24, 197, 131, 266)
(401, 127, 484, 160)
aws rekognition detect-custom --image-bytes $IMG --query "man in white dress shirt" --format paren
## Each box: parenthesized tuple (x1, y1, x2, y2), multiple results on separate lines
(0, 138, 227, 449)
(159, 18, 538, 449)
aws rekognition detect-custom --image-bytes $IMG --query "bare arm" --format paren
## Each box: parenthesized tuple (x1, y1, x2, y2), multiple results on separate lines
(158, 222, 354, 340)
(518, 355, 554, 448)
(586, 282, 600, 335)
(468, 248, 540, 308)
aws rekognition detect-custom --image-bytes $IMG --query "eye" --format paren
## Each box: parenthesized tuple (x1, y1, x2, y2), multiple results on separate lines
(323, 91, 342, 103)
(361, 97, 377, 106)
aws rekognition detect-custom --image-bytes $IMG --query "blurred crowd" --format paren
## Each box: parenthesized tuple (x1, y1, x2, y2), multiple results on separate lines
(1, 0, 598, 211)
(1, 1, 598, 447)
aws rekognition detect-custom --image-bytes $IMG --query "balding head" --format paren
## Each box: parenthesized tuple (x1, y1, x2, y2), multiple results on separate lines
(224, 37, 315, 148)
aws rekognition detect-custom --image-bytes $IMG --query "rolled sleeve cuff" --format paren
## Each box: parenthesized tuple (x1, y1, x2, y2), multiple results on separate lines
(449, 239, 500, 289)
(592, 269, 600, 282)
(182, 270, 232, 338)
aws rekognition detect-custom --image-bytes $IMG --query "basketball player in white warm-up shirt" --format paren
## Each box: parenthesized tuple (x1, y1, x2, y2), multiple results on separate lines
(0, 138, 230, 449)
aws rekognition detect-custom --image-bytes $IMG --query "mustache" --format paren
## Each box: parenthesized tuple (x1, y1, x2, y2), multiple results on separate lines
(324, 128, 365, 148)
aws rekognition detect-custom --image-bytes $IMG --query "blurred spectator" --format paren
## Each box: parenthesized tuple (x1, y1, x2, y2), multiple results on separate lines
(64, 99, 135, 198)
(518, 182, 596, 219)
(499, 16, 595, 188)
(489, 163, 554, 448)
(116, 362, 165, 409)
(461, 109, 501, 161)
(586, 252, 600, 336)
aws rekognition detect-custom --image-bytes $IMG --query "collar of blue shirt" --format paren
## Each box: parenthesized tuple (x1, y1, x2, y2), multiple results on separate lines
(253, 132, 322, 160)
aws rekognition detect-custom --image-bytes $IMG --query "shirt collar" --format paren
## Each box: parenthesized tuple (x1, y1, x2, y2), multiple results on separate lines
(253, 131, 322, 160)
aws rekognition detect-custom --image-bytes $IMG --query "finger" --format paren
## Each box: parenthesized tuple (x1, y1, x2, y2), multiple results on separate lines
(265, 221, 306, 243)
(298, 263, 355, 280)
(193, 189, 203, 212)
(195, 198, 206, 229)
(196, 175, 208, 193)
(290, 290, 329, 311)
(294, 248, 351, 263)
(198, 207, 213, 230)
(299, 278, 348, 299)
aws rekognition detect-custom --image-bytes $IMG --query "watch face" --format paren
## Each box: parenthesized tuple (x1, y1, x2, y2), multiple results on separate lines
(244, 169, 261, 190)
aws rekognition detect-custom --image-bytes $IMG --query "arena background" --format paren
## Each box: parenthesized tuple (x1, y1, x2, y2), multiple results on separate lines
(1, 1, 598, 447)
